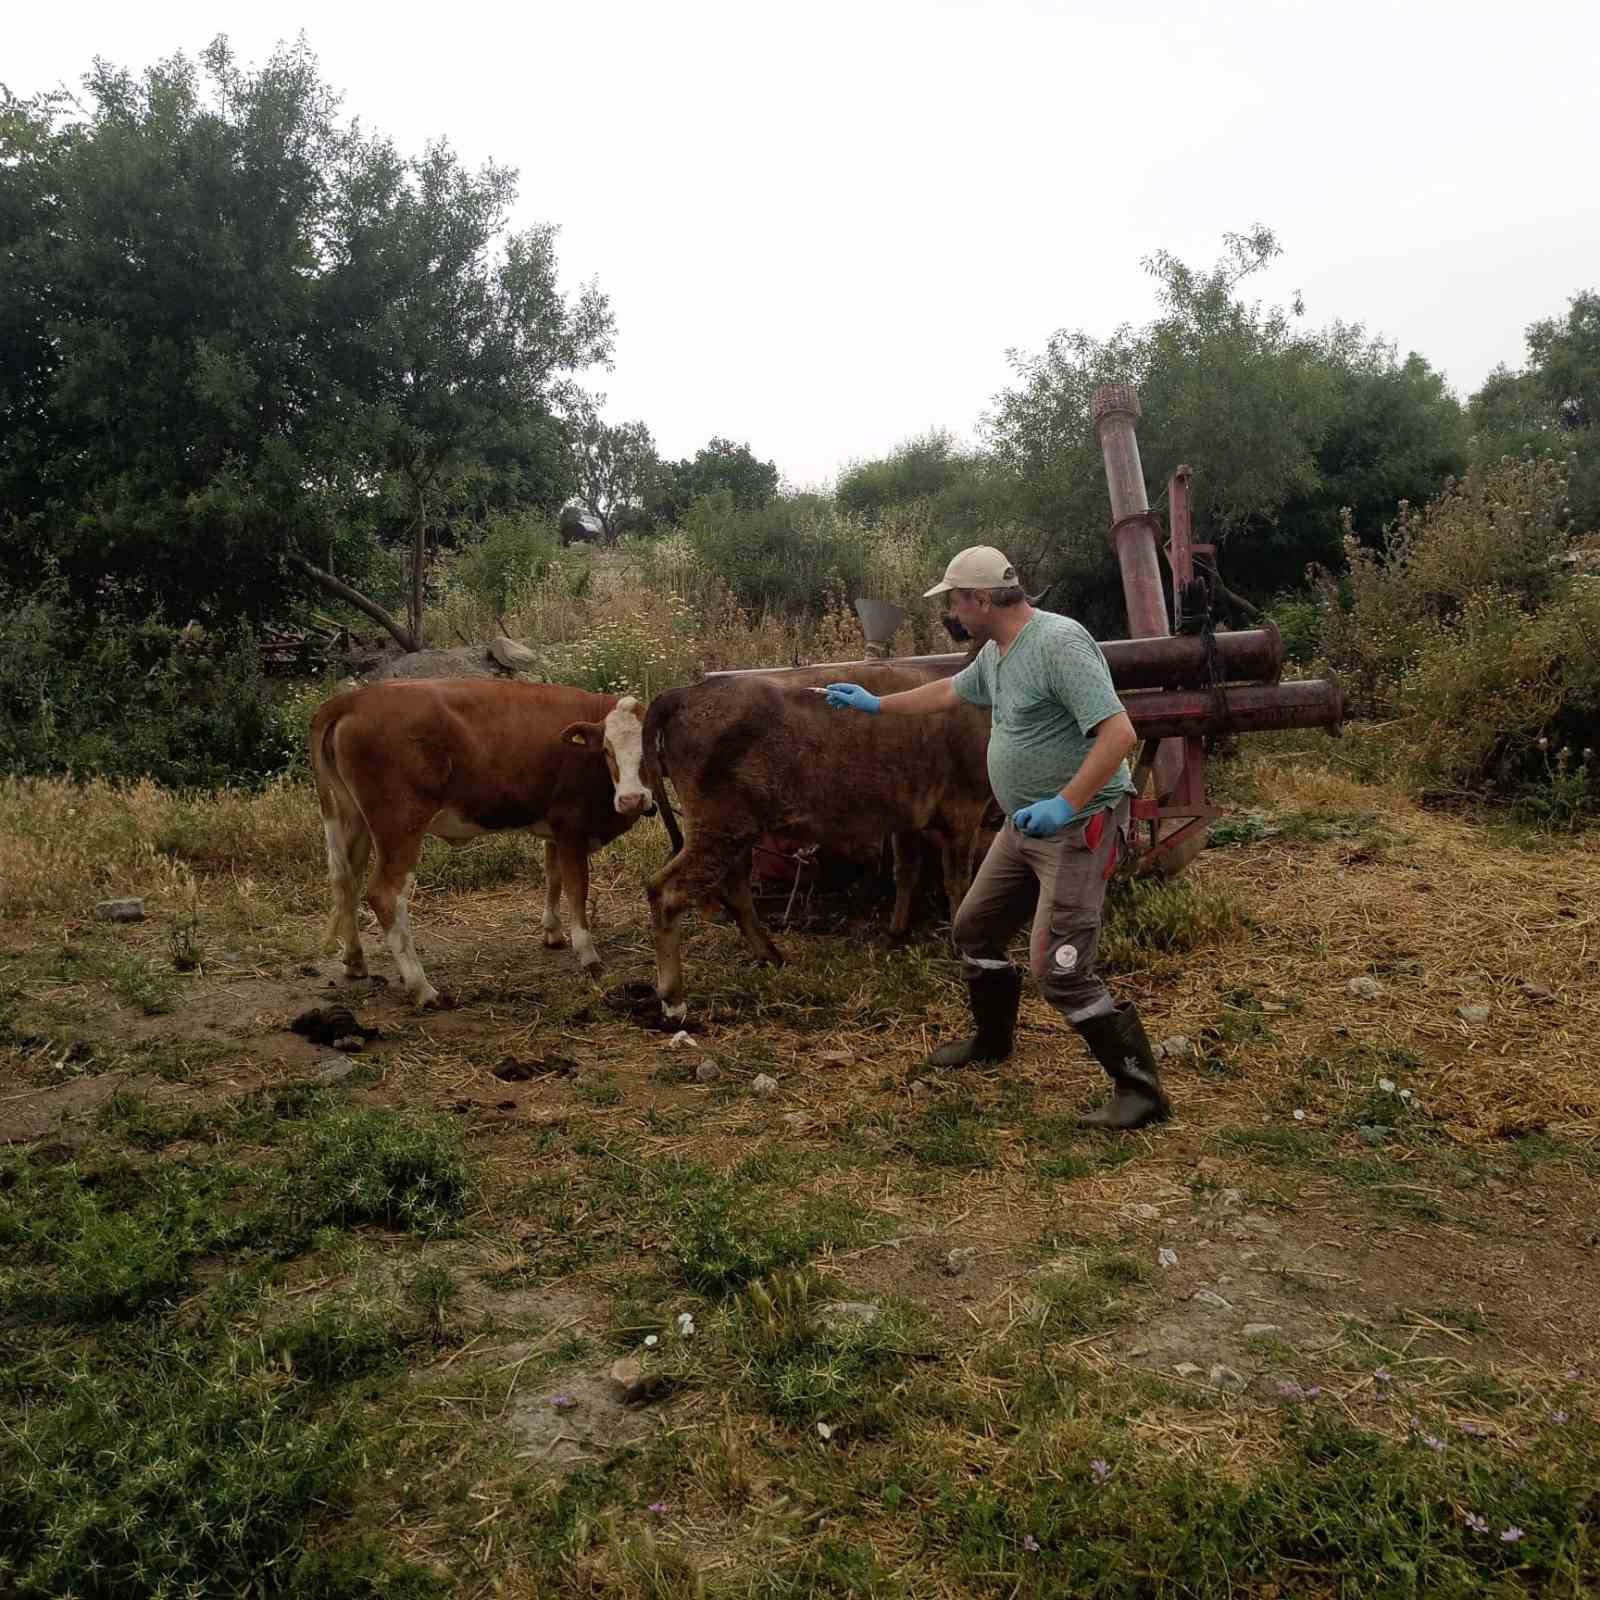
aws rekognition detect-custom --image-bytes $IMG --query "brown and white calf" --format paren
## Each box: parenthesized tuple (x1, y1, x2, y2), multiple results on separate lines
(310, 679, 653, 1006)
(633, 672, 994, 1022)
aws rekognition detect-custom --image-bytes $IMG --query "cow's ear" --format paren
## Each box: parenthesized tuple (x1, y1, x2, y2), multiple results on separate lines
(561, 721, 604, 750)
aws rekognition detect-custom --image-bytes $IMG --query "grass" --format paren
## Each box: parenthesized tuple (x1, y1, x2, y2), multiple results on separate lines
(3, 751, 1600, 1596)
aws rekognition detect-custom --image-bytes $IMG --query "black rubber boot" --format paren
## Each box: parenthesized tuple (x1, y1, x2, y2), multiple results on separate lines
(925, 967, 1023, 1068)
(1073, 1003, 1172, 1130)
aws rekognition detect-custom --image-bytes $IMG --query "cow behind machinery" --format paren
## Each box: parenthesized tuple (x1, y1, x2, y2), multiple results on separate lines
(634, 671, 995, 1022)
(310, 680, 654, 1006)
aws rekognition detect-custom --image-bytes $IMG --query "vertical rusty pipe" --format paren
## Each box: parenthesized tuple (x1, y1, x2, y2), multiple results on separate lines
(1090, 384, 1202, 873)
(1092, 385, 1169, 640)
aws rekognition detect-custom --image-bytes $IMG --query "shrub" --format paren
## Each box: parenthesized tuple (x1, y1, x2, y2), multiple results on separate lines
(1312, 456, 1598, 809)
(453, 507, 559, 613)
(0, 579, 296, 788)
(1316, 456, 1572, 717)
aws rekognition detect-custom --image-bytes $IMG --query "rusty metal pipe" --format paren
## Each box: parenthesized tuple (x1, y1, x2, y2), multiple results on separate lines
(1092, 382, 1201, 872)
(1121, 679, 1344, 740)
(705, 623, 1283, 693)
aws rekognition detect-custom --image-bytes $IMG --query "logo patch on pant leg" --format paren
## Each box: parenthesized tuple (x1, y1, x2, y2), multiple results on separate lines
(1053, 942, 1079, 973)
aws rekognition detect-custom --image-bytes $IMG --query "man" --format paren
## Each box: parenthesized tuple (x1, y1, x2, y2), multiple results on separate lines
(824, 545, 1170, 1131)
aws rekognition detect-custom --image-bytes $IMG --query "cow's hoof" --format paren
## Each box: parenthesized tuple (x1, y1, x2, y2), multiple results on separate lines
(885, 927, 912, 949)
(660, 999, 688, 1024)
(413, 985, 446, 1009)
(760, 948, 786, 968)
(542, 930, 570, 950)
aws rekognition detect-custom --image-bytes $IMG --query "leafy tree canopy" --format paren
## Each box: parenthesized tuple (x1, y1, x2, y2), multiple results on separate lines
(650, 437, 779, 526)
(983, 228, 1467, 630)
(1470, 289, 1600, 536)
(0, 36, 612, 640)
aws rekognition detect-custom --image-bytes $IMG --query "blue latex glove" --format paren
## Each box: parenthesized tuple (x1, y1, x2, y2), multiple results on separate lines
(1013, 794, 1076, 838)
(824, 683, 881, 714)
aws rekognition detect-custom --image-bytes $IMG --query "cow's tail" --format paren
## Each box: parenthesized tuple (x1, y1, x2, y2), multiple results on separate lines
(643, 688, 686, 856)
(310, 696, 370, 954)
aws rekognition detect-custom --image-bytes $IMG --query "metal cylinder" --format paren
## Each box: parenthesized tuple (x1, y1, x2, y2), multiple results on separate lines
(706, 624, 1284, 693)
(1122, 679, 1344, 740)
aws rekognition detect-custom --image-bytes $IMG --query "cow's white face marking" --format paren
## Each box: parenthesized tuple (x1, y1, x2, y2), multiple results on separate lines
(604, 697, 652, 816)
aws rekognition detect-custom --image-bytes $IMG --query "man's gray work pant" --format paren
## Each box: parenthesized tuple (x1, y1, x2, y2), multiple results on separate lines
(951, 798, 1129, 1022)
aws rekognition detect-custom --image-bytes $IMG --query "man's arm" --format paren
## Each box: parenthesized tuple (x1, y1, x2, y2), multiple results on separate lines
(824, 676, 961, 716)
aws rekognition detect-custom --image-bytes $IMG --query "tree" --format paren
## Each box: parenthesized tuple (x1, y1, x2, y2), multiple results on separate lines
(566, 407, 659, 544)
(0, 37, 612, 647)
(651, 437, 778, 525)
(984, 228, 1466, 630)
(1471, 290, 1600, 536)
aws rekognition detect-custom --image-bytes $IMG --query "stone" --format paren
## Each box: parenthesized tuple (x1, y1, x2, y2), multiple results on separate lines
(315, 1059, 356, 1085)
(944, 1247, 979, 1277)
(1120, 1203, 1161, 1221)
(1518, 981, 1556, 1003)
(94, 898, 145, 923)
(1158, 1035, 1194, 1060)
(488, 635, 539, 671)
(1209, 1363, 1248, 1392)
(1243, 1323, 1283, 1339)
(781, 1111, 812, 1133)
(1191, 1289, 1233, 1311)
(607, 1356, 662, 1405)
(751, 1073, 779, 1096)
(1347, 976, 1382, 1000)
(909, 1079, 936, 1098)
(818, 1301, 881, 1330)
(1457, 1004, 1491, 1025)
(694, 1061, 723, 1083)
(1173, 1362, 1203, 1378)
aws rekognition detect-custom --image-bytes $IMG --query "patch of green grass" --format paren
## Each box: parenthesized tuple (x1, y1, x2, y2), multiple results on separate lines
(102, 948, 182, 1015)
(1025, 1250, 1150, 1336)
(900, 1094, 997, 1170)
(574, 1069, 624, 1107)
(282, 1108, 470, 1238)
(920, 1405, 1600, 1598)
(0, 1321, 442, 1599)
(1027, 1114, 1140, 1180)
(718, 1270, 931, 1435)
(416, 833, 541, 894)
(1100, 876, 1247, 969)
(0, 1147, 253, 1320)
(662, 1163, 875, 1295)
(1214, 1125, 1333, 1167)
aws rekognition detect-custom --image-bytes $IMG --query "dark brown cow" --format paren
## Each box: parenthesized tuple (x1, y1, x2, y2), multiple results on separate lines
(310, 680, 653, 1006)
(738, 661, 996, 937)
(636, 672, 994, 1022)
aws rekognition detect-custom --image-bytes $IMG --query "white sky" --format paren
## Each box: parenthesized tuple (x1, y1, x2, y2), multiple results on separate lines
(10, 0, 1600, 490)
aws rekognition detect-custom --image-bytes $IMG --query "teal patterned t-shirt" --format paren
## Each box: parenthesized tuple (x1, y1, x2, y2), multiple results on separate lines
(951, 611, 1136, 818)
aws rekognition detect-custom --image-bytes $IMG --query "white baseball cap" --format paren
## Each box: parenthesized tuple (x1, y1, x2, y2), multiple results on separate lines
(923, 545, 1020, 597)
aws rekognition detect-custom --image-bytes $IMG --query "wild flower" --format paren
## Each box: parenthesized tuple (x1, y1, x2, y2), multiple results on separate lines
(1420, 1434, 1445, 1452)
(1090, 1459, 1111, 1482)
(1022, 1534, 1041, 1553)
(1501, 1526, 1524, 1543)
(1464, 1512, 1489, 1534)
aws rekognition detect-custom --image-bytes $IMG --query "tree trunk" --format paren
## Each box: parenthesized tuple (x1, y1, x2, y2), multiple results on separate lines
(409, 489, 428, 653)
(290, 555, 416, 652)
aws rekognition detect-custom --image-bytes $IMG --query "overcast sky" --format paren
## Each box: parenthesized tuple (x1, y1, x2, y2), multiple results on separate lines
(11, 0, 1599, 489)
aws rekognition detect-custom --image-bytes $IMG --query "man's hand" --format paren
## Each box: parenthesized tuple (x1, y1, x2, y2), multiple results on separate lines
(1013, 794, 1076, 838)
(824, 683, 881, 714)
